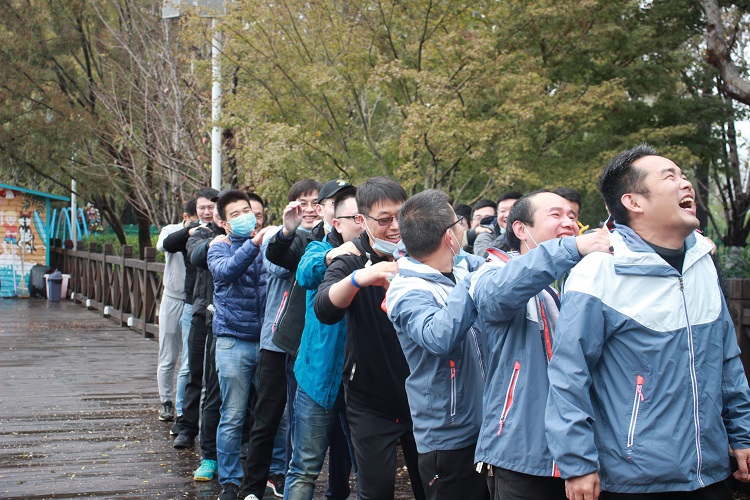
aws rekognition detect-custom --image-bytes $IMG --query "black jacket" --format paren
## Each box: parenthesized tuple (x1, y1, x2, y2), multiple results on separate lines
(314, 232, 411, 420)
(264, 221, 326, 355)
(187, 222, 223, 317)
(163, 223, 198, 304)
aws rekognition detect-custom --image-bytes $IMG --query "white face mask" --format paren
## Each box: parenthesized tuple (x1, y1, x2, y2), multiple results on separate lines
(522, 223, 539, 253)
(363, 219, 398, 256)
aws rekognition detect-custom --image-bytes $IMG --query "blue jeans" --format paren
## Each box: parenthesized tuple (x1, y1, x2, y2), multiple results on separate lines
(175, 303, 192, 415)
(284, 386, 354, 500)
(215, 336, 260, 487)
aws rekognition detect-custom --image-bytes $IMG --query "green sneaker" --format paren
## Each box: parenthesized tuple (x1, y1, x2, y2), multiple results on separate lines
(193, 458, 218, 482)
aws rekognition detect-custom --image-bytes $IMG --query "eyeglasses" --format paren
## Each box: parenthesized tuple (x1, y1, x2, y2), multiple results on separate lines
(297, 201, 316, 209)
(364, 214, 398, 227)
(443, 215, 465, 232)
(335, 215, 358, 221)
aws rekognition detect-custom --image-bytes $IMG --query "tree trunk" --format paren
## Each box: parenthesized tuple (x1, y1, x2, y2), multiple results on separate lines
(702, 0, 750, 106)
(92, 194, 127, 246)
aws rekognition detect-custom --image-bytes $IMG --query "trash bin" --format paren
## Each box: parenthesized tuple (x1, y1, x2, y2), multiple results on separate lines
(46, 270, 63, 302)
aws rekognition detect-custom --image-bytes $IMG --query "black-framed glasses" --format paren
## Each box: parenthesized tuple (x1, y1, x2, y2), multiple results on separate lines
(443, 215, 465, 232)
(335, 215, 357, 221)
(364, 214, 397, 227)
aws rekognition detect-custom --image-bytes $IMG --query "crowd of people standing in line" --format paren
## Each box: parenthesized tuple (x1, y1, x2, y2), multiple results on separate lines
(153, 144, 750, 500)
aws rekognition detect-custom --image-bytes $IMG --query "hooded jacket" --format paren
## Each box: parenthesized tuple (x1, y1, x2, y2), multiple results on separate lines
(468, 237, 581, 476)
(545, 225, 750, 493)
(207, 233, 267, 341)
(314, 231, 411, 420)
(385, 254, 486, 454)
(156, 222, 186, 301)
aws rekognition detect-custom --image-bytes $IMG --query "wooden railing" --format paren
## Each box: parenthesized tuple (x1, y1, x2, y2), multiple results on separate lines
(50, 240, 164, 338)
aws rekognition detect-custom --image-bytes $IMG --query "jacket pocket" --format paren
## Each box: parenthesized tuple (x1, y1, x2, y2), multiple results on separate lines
(272, 290, 289, 333)
(450, 360, 457, 423)
(626, 375, 645, 451)
(498, 361, 521, 436)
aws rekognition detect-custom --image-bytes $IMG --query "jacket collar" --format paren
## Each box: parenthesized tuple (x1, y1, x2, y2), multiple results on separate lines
(353, 231, 390, 264)
(396, 255, 471, 286)
(612, 223, 712, 277)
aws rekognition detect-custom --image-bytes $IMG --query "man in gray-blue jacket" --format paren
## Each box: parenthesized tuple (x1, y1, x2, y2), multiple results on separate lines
(207, 189, 272, 500)
(546, 144, 750, 500)
(385, 189, 487, 499)
(468, 190, 611, 500)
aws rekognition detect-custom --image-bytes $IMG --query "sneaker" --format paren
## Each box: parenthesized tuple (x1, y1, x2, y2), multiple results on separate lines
(159, 401, 175, 422)
(218, 483, 240, 500)
(243, 495, 260, 500)
(169, 421, 182, 436)
(266, 473, 285, 497)
(173, 432, 194, 449)
(194, 458, 218, 482)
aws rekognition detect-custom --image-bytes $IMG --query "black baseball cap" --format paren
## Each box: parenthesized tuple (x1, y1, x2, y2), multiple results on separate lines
(211, 189, 232, 203)
(317, 179, 353, 203)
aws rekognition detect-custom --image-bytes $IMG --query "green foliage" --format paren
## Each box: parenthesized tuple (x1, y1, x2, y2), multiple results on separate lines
(717, 246, 750, 279)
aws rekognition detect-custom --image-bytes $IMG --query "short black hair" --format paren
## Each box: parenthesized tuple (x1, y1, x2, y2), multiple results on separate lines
(195, 187, 219, 202)
(552, 188, 582, 211)
(288, 179, 323, 202)
(216, 189, 250, 221)
(505, 189, 549, 251)
(453, 204, 472, 221)
(246, 192, 265, 208)
(497, 191, 524, 205)
(356, 176, 407, 215)
(599, 144, 656, 226)
(333, 186, 357, 216)
(184, 198, 197, 216)
(399, 189, 455, 259)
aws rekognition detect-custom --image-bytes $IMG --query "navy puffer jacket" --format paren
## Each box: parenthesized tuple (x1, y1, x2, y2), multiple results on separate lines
(207, 233, 267, 341)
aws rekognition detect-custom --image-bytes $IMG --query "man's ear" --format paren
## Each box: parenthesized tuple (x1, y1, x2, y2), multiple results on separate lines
(512, 220, 527, 242)
(621, 193, 644, 216)
(315, 204, 324, 217)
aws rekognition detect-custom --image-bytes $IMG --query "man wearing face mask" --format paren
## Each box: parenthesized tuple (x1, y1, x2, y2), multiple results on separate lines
(207, 189, 274, 500)
(315, 177, 426, 500)
(467, 190, 612, 500)
(384, 189, 488, 500)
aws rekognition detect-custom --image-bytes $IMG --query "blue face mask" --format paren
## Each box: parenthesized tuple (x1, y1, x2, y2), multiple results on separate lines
(363, 218, 400, 257)
(229, 212, 256, 238)
(324, 220, 333, 234)
(449, 232, 467, 266)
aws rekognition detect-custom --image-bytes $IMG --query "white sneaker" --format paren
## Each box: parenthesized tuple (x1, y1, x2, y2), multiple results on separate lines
(243, 495, 260, 500)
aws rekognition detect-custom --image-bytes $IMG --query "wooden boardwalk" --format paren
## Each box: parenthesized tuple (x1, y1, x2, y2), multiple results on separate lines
(0, 298, 221, 499)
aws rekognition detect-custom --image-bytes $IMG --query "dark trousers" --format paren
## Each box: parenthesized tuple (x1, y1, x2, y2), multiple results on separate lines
(327, 411, 355, 499)
(178, 314, 209, 439)
(240, 349, 288, 498)
(419, 444, 488, 500)
(486, 466, 565, 500)
(600, 477, 732, 500)
(345, 397, 425, 500)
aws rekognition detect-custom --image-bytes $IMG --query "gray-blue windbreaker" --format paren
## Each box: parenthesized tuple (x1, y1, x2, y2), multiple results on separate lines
(468, 237, 581, 476)
(546, 225, 750, 493)
(385, 254, 486, 454)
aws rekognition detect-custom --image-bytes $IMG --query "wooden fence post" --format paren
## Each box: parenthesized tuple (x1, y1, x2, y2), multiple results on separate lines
(727, 279, 750, 384)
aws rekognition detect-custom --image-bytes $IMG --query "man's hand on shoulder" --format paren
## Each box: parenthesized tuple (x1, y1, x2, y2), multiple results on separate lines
(325, 241, 361, 266)
(252, 226, 275, 247)
(353, 261, 398, 290)
(565, 472, 600, 500)
(209, 234, 230, 248)
(575, 227, 612, 257)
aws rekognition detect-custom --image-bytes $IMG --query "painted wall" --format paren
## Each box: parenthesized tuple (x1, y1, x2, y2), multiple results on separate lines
(0, 188, 47, 297)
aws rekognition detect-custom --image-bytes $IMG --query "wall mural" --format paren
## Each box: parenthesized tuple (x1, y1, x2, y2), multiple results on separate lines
(0, 189, 47, 297)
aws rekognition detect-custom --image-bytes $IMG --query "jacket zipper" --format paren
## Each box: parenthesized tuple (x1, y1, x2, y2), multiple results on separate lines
(627, 375, 645, 450)
(498, 361, 521, 436)
(450, 360, 457, 424)
(272, 290, 289, 333)
(679, 276, 704, 487)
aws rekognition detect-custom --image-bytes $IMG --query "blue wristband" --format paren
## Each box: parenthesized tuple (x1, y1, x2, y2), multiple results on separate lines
(350, 271, 362, 289)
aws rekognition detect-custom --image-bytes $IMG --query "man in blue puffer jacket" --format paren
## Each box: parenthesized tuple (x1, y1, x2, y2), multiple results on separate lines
(207, 189, 272, 500)
(546, 144, 750, 499)
(468, 191, 611, 500)
(385, 189, 488, 499)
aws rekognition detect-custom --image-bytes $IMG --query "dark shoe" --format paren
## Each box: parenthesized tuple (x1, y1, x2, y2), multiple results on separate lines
(159, 401, 175, 422)
(170, 421, 182, 436)
(218, 482, 240, 500)
(266, 473, 285, 497)
(173, 432, 194, 449)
